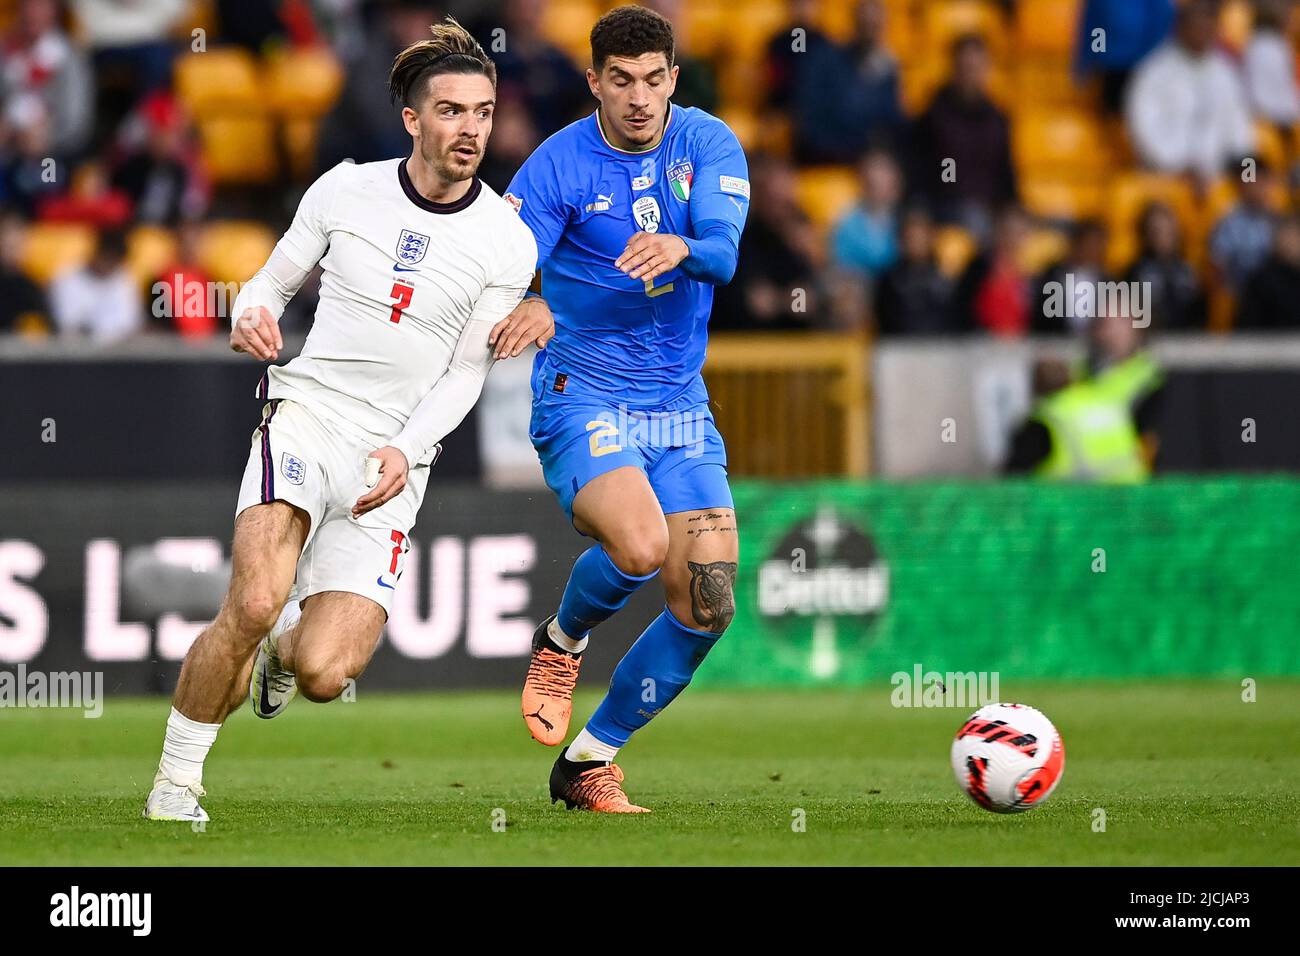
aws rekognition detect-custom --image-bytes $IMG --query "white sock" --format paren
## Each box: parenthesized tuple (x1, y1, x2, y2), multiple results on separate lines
(271, 600, 302, 668)
(158, 706, 220, 787)
(548, 616, 588, 655)
(565, 727, 618, 764)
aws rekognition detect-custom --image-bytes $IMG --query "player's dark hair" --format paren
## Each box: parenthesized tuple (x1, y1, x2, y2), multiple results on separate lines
(590, 5, 675, 73)
(388, 16, 496, 109)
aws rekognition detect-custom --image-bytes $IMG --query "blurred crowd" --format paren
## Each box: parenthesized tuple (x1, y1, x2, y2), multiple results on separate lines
(1, 0, 1298, 345)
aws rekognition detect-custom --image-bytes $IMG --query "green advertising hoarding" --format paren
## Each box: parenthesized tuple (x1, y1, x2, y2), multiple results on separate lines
(700, 478, 1300, 685)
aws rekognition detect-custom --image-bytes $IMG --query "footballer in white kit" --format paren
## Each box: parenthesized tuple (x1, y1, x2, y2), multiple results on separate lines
(143, 19, 546, 823)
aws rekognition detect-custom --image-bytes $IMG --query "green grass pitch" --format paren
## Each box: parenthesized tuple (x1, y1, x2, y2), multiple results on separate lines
(1, 681, 1297, 865)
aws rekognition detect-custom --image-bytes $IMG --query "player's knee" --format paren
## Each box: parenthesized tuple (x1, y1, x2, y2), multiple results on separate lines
(296, 663, 353, 703)
(606, 529, 669, 578)
(226, 591, 282, 642)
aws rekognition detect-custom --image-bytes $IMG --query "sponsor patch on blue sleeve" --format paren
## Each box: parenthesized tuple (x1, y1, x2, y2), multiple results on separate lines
(719, 175, 750, 199)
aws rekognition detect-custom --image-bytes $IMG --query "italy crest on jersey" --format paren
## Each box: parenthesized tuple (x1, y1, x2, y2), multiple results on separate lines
(396, 229, 430, 265)
(667, 161, 693, 202)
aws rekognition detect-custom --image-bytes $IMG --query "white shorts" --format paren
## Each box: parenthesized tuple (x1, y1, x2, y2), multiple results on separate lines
(235, 398, 431, 615)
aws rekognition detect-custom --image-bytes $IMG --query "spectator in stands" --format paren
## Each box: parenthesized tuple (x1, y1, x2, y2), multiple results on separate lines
(1243, 0, 1299, 129)
(316, 1, 443, 169)
(1125, 0, 1254, 183)
(36, 158, 131, 225)
(909, 33, 1016, 238)
(149, 220, 217, 338)
(773, 0, 903, 165)
(711, 153, 821, 331)
(1209, 162, 1279, 293)
(0, 0, 94, 157)
(1074, 0, 1175, 114)
(1033, 219, 1110, 334)
(0, 111, 64, 214)
(1003, 358, 1073, 474)
(110, 91, 206, 225)
(873, 204, 964, 336)
(481, 0, 588, 138)
(764, 0, 834, 116)
(958, 204, 1033, 337)
(643, 0, 718, 112)
(1237, 213, 1300, 328)
(0, 209, 50, 335)
(49, 227, 141, 343)
(217, 0, 297, 53)
(71, 0, 186, 142)
(831, 147, 902, 282)
(1123, 201, 1206, 329)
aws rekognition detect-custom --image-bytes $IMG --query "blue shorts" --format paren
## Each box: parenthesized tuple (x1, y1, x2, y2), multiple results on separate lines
(530, 377, 733, 525)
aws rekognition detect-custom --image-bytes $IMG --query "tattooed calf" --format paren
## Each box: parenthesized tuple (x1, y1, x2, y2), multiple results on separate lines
(687, 560, 738, 633)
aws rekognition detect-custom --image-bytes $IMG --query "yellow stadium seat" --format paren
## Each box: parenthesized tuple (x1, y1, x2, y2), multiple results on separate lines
(1103, 172, 1196, 272)
(173, 46, 263, 115)
(1012, 62, 1097, 111)
(282, 117, 321, 179)
(933, 224, 978, 277)
(794, 165, 860, 230)
(196, 116, 278, 184)
(20, 222, 97, 285)
(1019, 227, 1070, 274)
(1021, 178, 1105, 220)
(726, 0, 793, 58)
(127, 225, 179, 287)
(264, 46, 344, 118)
(718, 107, 760, 151)
(1014, 110, 1113, 178)
(1015, 0, 1080, 57)
(1252, 121, 1288, 171)
(199, 221, 277, 285)
(1219, 0, 1254, 53)
(541, 0, 601, 66)
(921, 0, 1009, 61)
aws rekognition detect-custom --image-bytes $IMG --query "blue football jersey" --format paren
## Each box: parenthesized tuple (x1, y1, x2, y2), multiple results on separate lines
(506, 104, 750, 408)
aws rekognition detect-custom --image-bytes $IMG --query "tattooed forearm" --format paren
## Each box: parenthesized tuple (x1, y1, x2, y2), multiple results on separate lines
(687, 560, 737, 633)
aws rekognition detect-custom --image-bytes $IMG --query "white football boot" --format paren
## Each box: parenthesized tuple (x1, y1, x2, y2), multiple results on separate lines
(142, 769, 209, 823)
(249, 602, 301, 719)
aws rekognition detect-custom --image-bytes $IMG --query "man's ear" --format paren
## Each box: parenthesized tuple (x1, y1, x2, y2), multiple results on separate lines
(667, 64, 679, 98)
(586, 67, 600, 100)
(402, 106, 420, 138)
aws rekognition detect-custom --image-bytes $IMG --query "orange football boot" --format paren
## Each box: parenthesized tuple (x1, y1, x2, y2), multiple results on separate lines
(550, 755, 650, 813)
(522, 614, 582, 745)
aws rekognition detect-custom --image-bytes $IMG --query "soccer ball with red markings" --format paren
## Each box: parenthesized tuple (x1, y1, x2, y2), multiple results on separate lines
(951, 703, 1065, 814)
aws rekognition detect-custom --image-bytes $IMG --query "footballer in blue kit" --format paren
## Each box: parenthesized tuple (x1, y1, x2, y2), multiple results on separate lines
(497, 5, 749, 812)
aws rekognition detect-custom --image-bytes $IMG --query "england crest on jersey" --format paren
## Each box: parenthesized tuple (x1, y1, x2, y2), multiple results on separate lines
(396, 229, 430, 266)
(667, 161, 693, 202)
(633, 195, 662, 233)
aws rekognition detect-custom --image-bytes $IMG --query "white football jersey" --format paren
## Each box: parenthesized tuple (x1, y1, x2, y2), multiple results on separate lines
(233, 158, 537, 465)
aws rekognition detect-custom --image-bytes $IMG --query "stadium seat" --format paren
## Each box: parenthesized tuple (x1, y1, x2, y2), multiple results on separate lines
(1019, 227, 1069, 274)
(920, 0, 1008, 62)
(725, 0, 790, 58)
(1013, 110, 1113, 179)
(1252, 121, 1288, 172)
(717, 107, 760, 151)
(199, 221, 277, 285)
(1020, 177, 1105, 221)
(19, 222, 97, 285)
(173, 46, 263, 115)
(196, 116, 278, 184)
(264, 46, 344, 118)
(1014, 0, 1080, 57)
(127, 225, 179, 287)
(933, 224, 977, 277)
(1011, 62, 1097, 111)
(1219, 0, 1254, 53)
(794, 166, 859, 231)
(541, 0, 602, 66)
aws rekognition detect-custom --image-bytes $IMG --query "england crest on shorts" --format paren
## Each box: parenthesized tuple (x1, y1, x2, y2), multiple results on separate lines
(396, 229, 430, 266)
(281, 453, 306, 486)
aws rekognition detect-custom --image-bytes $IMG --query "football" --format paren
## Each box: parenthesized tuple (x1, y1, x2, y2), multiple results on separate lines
(951, 703, 1065, 814)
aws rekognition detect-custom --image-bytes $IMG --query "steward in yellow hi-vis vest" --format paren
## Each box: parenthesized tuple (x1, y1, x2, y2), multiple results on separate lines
(1031, 350, 1163, 483)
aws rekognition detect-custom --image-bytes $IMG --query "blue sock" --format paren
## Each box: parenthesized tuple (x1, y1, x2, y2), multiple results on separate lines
(586, 608, 721, 748)
(556, 545, 657, 640)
